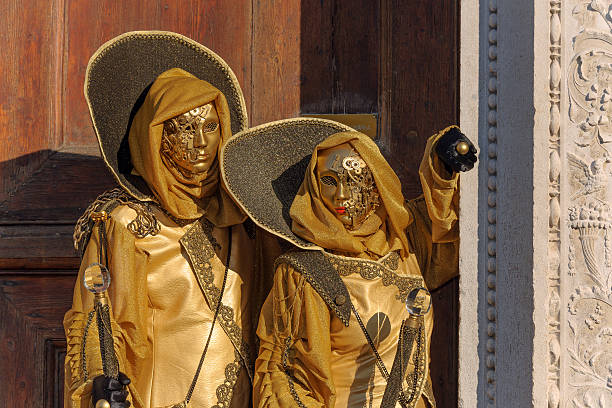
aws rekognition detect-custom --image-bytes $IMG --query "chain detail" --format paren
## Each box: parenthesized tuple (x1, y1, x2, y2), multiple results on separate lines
(406, 326, 423, 403)
(282, 336, 308, 408)
(350, 303, 412, 407)
(81, 310, 95, 382)
(350, 303, 390, 380)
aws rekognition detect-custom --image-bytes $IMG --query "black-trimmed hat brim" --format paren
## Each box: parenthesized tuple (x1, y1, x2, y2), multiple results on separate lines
(85, 30, 248, 201)
(220, 118, 354, 248)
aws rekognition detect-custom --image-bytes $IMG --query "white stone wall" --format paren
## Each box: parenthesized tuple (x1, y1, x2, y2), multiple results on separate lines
(459, 1, 612, 407)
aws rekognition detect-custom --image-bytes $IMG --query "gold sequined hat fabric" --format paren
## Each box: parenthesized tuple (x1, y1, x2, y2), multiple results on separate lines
(85, 30, 248, 202)
(220, 118, 354, 249)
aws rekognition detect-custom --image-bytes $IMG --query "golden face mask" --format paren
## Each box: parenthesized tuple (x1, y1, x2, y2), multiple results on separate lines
(317, 143, 380, 229)
(160, 103, 221, 179)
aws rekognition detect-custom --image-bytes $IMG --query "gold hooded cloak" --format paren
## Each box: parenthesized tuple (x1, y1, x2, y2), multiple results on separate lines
(64, 69, 264, 408)
(254, 128, 461, 408)
(129, 68, 245, 224)
(289, 131, 411, 258)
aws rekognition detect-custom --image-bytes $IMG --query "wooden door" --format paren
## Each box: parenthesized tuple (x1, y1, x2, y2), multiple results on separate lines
(0, 1, 458, 406)
(299, 2, 460, 406)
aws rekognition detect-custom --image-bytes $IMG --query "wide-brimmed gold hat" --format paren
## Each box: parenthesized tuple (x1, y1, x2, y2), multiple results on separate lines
(220, 118, 354, 248)
(85, 30, 248, 201)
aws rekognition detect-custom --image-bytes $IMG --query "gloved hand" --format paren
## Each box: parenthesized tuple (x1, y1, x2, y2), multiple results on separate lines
(92, 372, 131, 408)
(434, 127, 477, 173)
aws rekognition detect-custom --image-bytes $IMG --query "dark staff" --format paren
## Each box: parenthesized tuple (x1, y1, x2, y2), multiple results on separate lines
(83, 211, 120, 408)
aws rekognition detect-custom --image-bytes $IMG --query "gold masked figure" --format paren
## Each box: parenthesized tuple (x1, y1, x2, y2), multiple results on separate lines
(253, 129, 460, 407)
(221, 121, 462, 408)
(64, 32, 277, 408)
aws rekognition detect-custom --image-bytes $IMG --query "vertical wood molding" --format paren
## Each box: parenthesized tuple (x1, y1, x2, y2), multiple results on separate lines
(44, 338, 66, 408)
(251, 0, 301, 126)
(378, 0, 392, 146)
(0, 0, 63, 201)
(53, 0, 66, 150)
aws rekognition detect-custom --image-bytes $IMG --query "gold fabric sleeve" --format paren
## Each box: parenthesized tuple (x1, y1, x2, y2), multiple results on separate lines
(63, 211, 150, 408)
(254, 263, 335, 408)
(410, 128, 461, 291)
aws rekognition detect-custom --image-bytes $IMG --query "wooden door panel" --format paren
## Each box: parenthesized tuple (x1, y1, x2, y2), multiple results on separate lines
(0, 0, 63, 202)
(251, 0, 301, 125)
(63, 0, 253, 148)
(385, 0, 460, 200)
(299, 0, 380, 115)
(0, 151, 117, 261)
(383, 1, 460, 406)
(63, 0, 161, 147)
(0, 273, 75, 407)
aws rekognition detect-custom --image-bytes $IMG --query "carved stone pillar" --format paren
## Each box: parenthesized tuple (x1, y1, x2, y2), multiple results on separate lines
(459, 1, 612, 407)
(459, 0, 612, 408)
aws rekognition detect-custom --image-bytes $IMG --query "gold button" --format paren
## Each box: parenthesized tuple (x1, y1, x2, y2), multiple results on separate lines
(90, 210, 109, 223)
(335, 294, 346, 305)
(95, 400, 111, 408)
(456, 141, 470, 155)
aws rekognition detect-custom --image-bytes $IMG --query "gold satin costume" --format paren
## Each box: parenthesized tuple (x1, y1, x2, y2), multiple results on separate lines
(254, 129, 460, 408)
(64, 69, 264, 408)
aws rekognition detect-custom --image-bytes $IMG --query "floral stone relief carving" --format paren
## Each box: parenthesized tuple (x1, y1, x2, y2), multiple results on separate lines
(567, 1, 612, 406)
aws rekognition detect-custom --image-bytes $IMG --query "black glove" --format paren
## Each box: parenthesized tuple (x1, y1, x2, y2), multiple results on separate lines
(92, 372, 131, 408)
(434, 127, 477, 173)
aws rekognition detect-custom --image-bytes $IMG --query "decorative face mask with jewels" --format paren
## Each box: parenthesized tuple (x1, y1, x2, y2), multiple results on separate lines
(160, 103, 221, 179)
(317, 143, 380, 229)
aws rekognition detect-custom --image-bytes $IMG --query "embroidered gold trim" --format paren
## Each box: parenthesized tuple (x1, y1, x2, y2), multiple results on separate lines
(125, 202, 161, 238)
(381, 251, 400, 271)
(326, 253, 423, 301)
(180, 219, 252, 381)
(212, 350, 243, 408)
(275, 251, 352, 326)
(73, 188, 161, 256)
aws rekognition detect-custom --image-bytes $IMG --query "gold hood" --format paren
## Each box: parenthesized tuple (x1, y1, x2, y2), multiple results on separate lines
(129, 68, 245, 224)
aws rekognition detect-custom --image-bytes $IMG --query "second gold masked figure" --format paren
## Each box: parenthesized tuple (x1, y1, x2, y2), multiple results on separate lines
(63, 32, 276, 408)
(221, 120, 476, 407)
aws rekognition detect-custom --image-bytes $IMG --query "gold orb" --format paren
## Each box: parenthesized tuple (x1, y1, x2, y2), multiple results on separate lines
(456, 141, 469, 155)
(95, 400, 111, 408)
